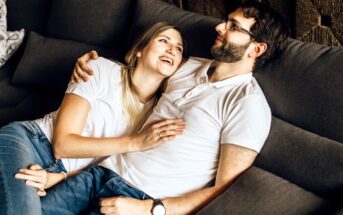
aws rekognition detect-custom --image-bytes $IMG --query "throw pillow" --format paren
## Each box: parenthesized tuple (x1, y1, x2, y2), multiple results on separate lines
(0, 0, 24, 68)
(12, 32, 120, 91)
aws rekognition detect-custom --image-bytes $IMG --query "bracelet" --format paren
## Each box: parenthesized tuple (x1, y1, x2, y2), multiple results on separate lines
(60, 171, 67, 181)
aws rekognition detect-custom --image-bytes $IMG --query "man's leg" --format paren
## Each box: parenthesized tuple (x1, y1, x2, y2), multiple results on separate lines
(42, 166, 112, 214)
(42, 166, 151, 215)
(87, 167, 152, 215)
(0, 121, 58, 215)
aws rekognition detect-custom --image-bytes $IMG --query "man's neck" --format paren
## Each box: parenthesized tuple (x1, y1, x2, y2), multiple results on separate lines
(208, 60, 254, 83)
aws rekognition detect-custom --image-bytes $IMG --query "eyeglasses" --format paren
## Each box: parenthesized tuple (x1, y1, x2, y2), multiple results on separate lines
(222, 19, 256, 39)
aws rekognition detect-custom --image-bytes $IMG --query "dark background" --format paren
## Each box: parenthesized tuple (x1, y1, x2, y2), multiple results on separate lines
(162, 0, 343, 47)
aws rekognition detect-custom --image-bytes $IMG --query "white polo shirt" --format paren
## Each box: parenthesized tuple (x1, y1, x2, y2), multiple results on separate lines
(105, 57, 271, 198)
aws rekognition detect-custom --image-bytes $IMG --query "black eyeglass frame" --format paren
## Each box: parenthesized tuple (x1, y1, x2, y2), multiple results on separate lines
(222, 19, 256, 40)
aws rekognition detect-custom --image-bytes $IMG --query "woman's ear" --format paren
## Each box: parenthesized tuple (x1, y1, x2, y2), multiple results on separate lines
(136, 51, 142, 58)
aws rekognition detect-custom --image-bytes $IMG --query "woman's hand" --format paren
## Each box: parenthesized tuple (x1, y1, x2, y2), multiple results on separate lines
(15, 164, 48, 196)
(71, 50, 98, 83)
(15, 164, 67, 196)
(130, 118, 186, 152)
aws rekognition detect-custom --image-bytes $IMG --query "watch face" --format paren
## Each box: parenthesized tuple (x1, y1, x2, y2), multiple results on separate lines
(153, 204, 166, 215)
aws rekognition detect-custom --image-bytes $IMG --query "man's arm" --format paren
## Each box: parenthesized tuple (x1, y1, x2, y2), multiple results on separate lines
(162, 143, 257, 214)
(100, 143, 257, 215)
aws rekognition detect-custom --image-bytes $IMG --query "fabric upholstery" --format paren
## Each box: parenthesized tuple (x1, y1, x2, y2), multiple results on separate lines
(47, 0, 133, 48)
(255, 117, 343, 200)
(0, 0, 24, 68)
(6, 0, 50, 35)
(127, 0, 221, 58)
(198, 167, 332, 215)
(255, 39, 343, 143)
(0, 77, 62, 128)
(11, 32, 119, 91)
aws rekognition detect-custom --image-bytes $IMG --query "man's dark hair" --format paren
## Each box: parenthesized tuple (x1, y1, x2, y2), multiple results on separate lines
(241, 0, 290, 69)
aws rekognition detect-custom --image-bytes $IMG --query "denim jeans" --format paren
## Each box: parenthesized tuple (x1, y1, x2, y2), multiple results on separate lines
(0, 121, 66, 215)
(42, 166, 152, 215)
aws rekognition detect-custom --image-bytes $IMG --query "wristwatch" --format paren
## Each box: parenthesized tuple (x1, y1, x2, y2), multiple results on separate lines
(151, 199, 166, 215)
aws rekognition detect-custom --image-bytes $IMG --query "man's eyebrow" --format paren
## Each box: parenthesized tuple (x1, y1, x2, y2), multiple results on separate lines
(228, 16, 240, 25)
(158, 35, 183, 47)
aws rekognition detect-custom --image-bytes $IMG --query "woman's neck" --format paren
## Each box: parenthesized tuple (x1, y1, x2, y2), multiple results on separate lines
(130, 66, 164, 103)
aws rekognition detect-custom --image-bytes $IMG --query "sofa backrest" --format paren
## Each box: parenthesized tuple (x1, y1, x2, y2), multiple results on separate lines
(7, 0, 51, 35)
(46, 0, 134, 49)
(126, 0, 220, 59)
(255, 39, 343, 202)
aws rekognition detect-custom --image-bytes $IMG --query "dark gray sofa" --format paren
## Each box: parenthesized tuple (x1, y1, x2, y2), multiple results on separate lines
(1, 0, 342, 214)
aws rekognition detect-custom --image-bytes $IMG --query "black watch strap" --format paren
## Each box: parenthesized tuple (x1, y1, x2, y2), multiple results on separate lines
(151, 199, 165, 215)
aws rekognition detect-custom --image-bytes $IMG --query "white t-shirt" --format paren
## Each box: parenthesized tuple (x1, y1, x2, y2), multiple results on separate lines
(35, 57, 132, 172)
(108, 57, 271, 198)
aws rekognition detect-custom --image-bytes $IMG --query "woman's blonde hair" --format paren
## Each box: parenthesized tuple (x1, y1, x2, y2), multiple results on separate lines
(121, 22, 186, 134)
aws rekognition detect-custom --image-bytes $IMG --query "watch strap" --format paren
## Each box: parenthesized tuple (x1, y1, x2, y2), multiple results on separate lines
(151, 199, 165, 215)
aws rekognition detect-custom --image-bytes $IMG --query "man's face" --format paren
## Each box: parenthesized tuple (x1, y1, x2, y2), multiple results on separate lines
(211, 8, 256, 63)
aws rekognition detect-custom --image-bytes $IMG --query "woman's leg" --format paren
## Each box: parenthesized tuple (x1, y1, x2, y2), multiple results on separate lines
(0, 121, 59, 215)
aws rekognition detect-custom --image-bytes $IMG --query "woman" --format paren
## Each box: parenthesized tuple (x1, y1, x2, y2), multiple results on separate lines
(0, 22, 186, 215)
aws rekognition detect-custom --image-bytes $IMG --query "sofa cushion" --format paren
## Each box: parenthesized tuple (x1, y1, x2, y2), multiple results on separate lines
(6, 0, 50, 35)
(11, 32, 119, 91)
(47, 0, 133, 48)
(255, 117, 343, 201)
(255, 39, 343, 143)
(197, 167, 331, 215)
(127, 0, 220, 58)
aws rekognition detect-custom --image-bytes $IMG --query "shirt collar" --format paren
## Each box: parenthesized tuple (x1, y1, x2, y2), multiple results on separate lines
(195, 60, 253, 88)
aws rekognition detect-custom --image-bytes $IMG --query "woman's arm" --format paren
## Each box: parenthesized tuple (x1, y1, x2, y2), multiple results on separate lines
(52, 94, 186, 159)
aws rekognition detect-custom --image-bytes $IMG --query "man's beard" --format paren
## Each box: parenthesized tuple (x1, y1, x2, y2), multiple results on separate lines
(211, 39, 251, 63)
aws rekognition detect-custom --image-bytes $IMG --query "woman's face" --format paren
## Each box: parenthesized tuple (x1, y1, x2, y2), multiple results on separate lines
(137, 28, 184, 77)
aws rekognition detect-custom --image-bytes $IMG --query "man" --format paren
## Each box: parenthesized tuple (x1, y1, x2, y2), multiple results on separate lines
(43, 1, 289, 214)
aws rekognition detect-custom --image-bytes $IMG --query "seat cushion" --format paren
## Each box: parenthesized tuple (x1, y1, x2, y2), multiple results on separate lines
(255, 117, 343, 201)
(127, 0, 220, 58)
(197, 167, 332, 215)
(47, 0, 133, 48)
(11, 32, 119, 91)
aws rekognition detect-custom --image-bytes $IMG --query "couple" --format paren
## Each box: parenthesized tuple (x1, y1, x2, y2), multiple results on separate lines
(0, 1, 289, 214)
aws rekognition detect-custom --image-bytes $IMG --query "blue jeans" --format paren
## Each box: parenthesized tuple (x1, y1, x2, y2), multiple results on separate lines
(42, 166, 152, 215)
(0, 121, 66, 215)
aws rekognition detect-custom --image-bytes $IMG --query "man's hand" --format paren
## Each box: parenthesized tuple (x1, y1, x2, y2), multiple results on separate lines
(100, 196, 152, 215)
(71, 50, 98, 83)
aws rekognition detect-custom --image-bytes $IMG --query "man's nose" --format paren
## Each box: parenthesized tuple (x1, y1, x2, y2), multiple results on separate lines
(215, 22, 226, 35)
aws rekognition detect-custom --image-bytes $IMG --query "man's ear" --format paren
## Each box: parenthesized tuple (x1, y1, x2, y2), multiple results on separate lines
(249, 42, 267, 58)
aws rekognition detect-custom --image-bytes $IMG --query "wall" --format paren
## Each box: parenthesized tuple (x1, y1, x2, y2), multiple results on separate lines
(162, 0, 342, 47)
